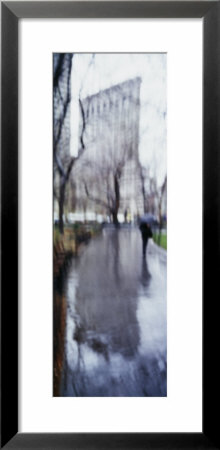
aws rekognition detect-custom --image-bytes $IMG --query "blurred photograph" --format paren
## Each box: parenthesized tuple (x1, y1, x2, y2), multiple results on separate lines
(53, 53, 167, 397)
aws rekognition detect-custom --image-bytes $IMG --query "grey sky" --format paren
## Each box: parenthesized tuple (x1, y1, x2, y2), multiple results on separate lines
(70, 53, 166, 186)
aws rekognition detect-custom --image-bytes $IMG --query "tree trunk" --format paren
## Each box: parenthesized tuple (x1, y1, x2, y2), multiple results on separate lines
(113, 174, 120, 227)
(158, 201, 162, 246)
(59, 179, 65, 234)
(112, 211, 119, 227)
(140, 172, 147, 213)
(83, 204, 87, 223)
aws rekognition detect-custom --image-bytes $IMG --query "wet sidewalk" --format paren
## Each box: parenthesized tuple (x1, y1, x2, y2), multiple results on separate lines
(60, 227, 167, 397)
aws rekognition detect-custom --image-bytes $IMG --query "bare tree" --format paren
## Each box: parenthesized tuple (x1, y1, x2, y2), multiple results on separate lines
(82, 130, 131, 226)
(138, 163, 159, 215)
(79, 78, 141, 226)
(83, 156, 127, 226)
(138, 159, 167, 239)
(157, 174, 167, 240)
(53, 53, 92, 233)
(138, 163, 148, 214)
(53, 53, 74, 233)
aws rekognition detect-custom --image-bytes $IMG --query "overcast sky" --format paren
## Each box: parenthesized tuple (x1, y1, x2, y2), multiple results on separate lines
(70, 53, 166, 186)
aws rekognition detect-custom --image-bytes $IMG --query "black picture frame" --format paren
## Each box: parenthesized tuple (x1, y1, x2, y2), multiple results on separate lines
(1, 1, 220, 449)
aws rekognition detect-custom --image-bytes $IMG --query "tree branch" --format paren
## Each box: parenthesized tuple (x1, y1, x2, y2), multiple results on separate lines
(84, 182, 109, 210)
(79, 97, 86, 152)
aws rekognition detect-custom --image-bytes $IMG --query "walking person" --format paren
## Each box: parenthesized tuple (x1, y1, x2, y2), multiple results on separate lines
(139, 221, 153, 257)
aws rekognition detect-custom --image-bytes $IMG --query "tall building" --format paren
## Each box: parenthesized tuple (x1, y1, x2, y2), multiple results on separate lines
(73, 77, 143, 222)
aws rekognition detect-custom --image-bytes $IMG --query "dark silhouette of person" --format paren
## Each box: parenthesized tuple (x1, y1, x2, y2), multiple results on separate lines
(139, 222, 153, 257)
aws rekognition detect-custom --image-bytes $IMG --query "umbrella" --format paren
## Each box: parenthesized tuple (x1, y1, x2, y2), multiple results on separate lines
(140, 213, 157, 225)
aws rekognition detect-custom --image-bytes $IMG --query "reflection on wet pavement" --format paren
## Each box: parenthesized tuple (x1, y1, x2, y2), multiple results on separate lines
(59, 228, 167, 397)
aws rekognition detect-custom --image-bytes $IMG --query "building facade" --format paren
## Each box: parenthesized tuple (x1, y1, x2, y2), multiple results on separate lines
(73, 77, 143, 223)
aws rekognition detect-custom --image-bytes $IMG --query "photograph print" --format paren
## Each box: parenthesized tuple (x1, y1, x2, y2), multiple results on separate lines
(53, 53, 167, 397)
